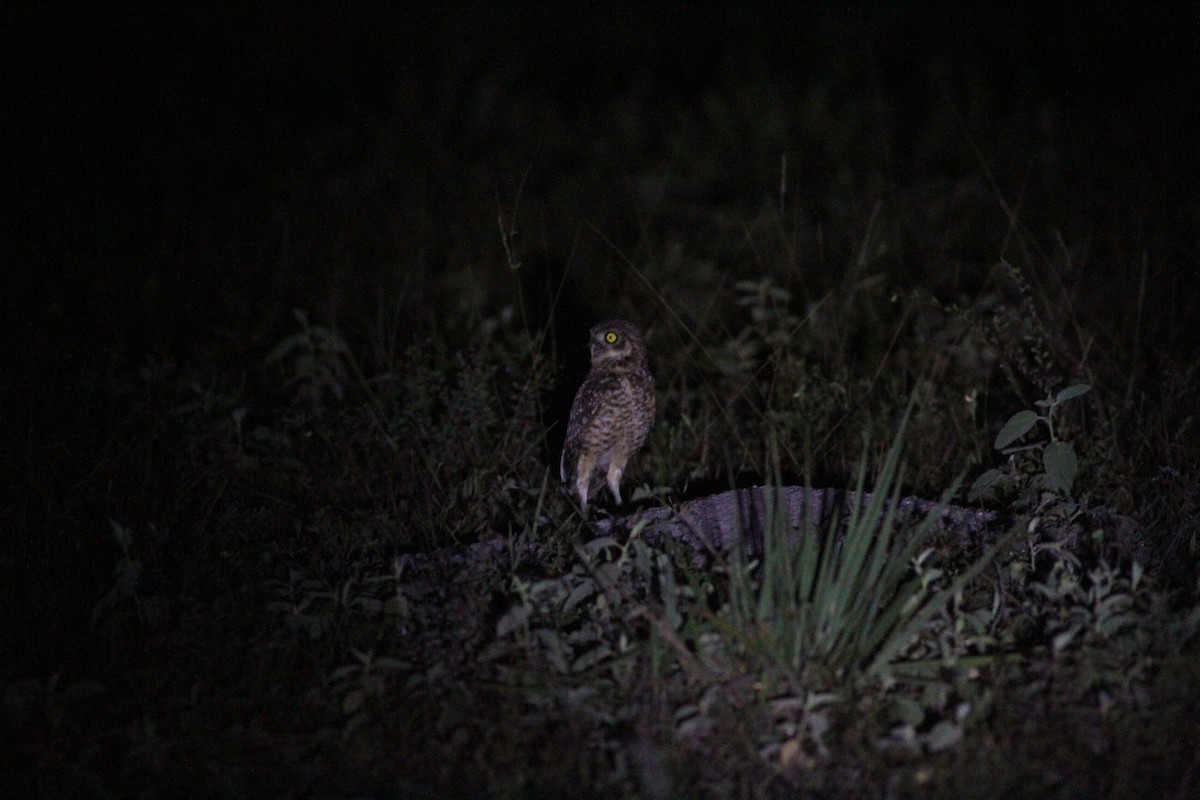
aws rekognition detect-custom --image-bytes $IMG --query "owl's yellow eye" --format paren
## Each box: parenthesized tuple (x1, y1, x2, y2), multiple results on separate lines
(605, 332, 618, 344)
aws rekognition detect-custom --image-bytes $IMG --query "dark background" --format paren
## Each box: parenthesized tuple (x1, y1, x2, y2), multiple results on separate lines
(8, 4, 1198, 326)
(6, 0, 1199, 554)
(3, 3, 1198, 571)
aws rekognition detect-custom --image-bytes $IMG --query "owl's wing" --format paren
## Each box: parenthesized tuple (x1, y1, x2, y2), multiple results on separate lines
(560, 384, 588, 484)
(560, 372, 622, 486)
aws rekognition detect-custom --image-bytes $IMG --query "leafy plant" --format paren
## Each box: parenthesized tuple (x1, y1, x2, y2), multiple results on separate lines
(718, 408, 1018, 691)
(266, 308, 352, 412)
(970, 383, 1092, 501)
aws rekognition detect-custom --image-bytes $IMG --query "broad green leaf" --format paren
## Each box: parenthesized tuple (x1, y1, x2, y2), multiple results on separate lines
(967, 469, 1005, 502)
(562, 579, 597, 612)
(495, 604, 531, 637)
(994, 410, 1039, 449)
(571, 644, 613, 673)
(1043, 441, 1078, 494)
(1055, 384, 1092, 404)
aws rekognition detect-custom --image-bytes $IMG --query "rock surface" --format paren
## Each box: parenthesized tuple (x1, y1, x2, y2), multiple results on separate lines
(599, 486, 1005, 564)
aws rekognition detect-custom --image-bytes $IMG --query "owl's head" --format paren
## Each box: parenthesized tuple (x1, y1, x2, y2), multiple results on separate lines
(589, 319, 647, 368)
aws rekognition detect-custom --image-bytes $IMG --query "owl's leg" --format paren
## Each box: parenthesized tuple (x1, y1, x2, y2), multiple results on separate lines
(574, 452, 596, 512)
(605, 459, 624, 506)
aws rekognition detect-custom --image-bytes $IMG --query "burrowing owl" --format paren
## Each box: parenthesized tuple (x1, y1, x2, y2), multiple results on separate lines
(560, 319, 656, 511)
